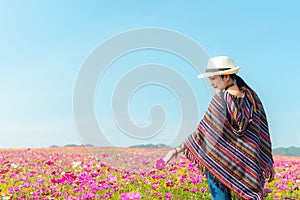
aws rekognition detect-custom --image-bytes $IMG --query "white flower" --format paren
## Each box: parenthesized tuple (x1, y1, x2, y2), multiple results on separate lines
(72, 161, 81, 168)
(11, 163, 17, 168)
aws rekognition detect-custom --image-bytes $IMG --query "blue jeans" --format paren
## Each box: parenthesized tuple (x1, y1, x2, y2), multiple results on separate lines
(206, 170, 232, 200)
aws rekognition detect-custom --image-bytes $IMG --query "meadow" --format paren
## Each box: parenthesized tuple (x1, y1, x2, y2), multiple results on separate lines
(0, 147, 299, 199)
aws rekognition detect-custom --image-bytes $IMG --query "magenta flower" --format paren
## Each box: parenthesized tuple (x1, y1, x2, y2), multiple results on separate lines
(191, 174, 202, 185)
(165, 192, 173, 199)
(153, 192, 161, 197)
(199, 188, 208, 193)
(120, 193, 128, 200)
(120, 192, 141, 200)
(22, 183, 30, 188)
(156, 158, 165, 170)
(142, 160, 150, 165)
(102, 153, 109, 158)
(9, 186, 21, 194)
(190, 188, 198, 193)
(108, 176, 117, 183)
(45, 160, 54, 166)
(0, 169, 9, 174)
(278, 185, 288, 190)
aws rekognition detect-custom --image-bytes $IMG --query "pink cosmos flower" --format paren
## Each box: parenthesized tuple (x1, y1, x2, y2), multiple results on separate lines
(190, 188, 198, 193)
(191, 174, 202, 185)
(120, 192, 141, 200)
(156, 158, 165, 170)
(142, 160, 150, 165)
(108, 176, 117, 183)
(153, 192, 161, 197)
(45, 160, 54, 166)
(0, 169, 9, 174)
(199, 188, 208, 193)
(165, 192, 173, 199)
(22, 183, 30, 188)
(278, 185, 288, 190)
(9, 186, 20, 194)
(102, 153, 109, 158)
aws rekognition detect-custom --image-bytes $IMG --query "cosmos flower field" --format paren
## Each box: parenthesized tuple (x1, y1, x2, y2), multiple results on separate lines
(0, 147, 299, 199)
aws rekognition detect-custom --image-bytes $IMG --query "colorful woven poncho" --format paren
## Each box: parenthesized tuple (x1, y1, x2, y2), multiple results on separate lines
(184, 89, 273, 200)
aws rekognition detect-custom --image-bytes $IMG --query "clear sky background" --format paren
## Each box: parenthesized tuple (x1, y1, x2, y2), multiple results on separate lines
(1, 1, 299, 148)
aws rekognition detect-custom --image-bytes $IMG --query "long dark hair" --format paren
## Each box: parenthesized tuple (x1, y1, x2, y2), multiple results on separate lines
(225, 74, 262, 113)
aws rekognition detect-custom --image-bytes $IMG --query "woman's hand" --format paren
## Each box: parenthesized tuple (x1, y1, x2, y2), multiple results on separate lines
(161, 144, 186, 166)
(162, 149, 177, 165)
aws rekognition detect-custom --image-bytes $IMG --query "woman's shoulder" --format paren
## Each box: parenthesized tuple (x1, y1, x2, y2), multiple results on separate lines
(217, 89, 243, 101)
(211, 89, 248, 104)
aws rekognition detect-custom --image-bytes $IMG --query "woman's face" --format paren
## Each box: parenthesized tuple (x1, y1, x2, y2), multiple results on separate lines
(208, 75, 225, 91)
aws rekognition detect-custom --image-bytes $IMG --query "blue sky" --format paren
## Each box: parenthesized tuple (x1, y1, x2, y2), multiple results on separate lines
(1, 1, 299, 148)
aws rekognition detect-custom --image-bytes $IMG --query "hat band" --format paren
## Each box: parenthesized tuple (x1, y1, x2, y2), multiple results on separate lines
(205, 68, 231, 72)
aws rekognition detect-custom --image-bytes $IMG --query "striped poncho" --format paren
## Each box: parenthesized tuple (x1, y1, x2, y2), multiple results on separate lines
(184, 89, 273, 200)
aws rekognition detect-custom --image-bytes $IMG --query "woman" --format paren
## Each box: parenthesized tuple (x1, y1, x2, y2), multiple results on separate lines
(162, 56, 275, 200)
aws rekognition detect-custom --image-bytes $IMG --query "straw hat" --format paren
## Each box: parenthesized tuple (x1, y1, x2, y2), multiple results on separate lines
(198, 56, 240, 78)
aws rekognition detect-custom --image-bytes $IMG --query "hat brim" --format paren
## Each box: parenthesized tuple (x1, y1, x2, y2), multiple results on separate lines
(197, 66, 240, 79)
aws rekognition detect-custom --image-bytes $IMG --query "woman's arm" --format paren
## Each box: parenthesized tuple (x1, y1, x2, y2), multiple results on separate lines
(174, 143, 186, 155)
(162, 143, 187, 165)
